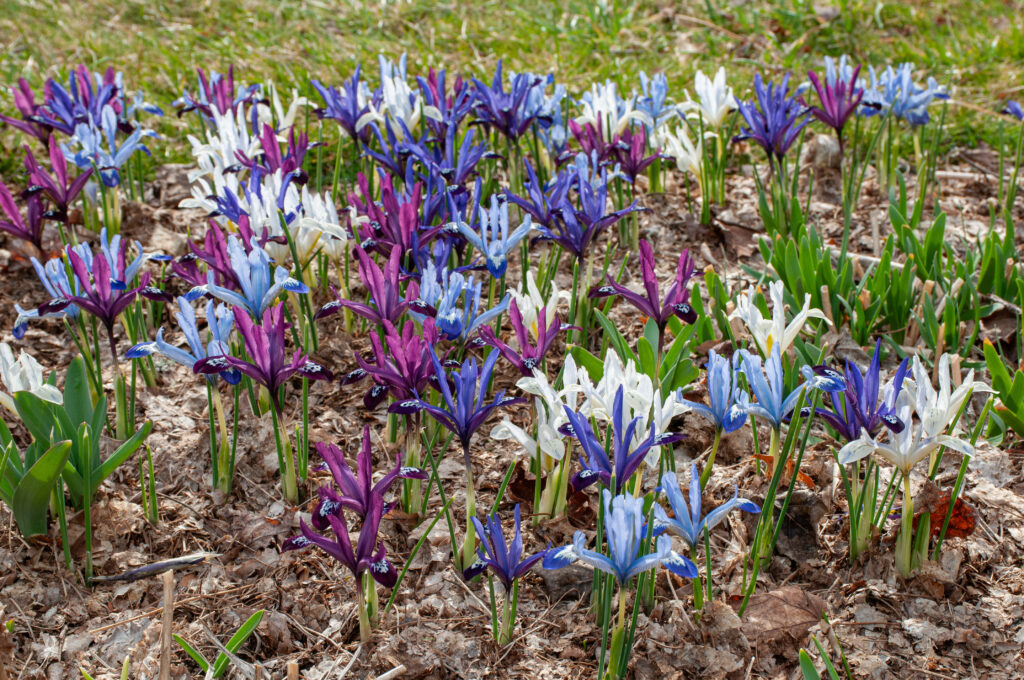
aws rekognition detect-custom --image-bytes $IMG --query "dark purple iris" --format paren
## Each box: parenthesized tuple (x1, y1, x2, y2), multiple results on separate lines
(282, 491, 398, 588)
(478, 300, 564, 377)
(312, 66, 373, 142)
(470, 61, 545, 142)
(588, 240, 697, 353)
(390, 347, 524, 466)
(805, 339, 909, 442)
(309, 426, 426, 529)
(735, 74, 810, 162)
(463, 505, 543, 588)
(563, 387, 683, 495)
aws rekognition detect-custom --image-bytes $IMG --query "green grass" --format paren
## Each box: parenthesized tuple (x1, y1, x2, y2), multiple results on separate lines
(0, 0, 1022, 161)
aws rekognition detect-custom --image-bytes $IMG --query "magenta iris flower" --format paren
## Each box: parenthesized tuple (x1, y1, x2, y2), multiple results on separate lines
(588, 240, 697, 353)
(735, 74, 810, 162)
(478, 300, 564, 376)
(308, 426, 426, 528)
(316, 245, 431, 328)
(567, 120, 617, 164)
(0, 78, 59, 142)
(613, 127, 660, 184)
(194, 303, 332, 411)
(0, 181, 45, 249)
(807, 65, 863, 140)
(341, 318, 441, 409)
(349, 172, 422, 258)
(282, 491, 398, 588)
(22, 136, 93, 225)
(37, 243, 169, 359)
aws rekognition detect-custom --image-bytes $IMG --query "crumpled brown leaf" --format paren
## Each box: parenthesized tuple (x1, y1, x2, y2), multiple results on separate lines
(740, 585, 826, 659)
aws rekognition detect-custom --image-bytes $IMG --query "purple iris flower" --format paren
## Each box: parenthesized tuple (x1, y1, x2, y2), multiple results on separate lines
(308, 426, 426, 529)
(567, 120, 617, 165)
(734, 74, 810, 162)
(478, 300, 564, 376)
(407, 124, 489, 189)
(281, 491, 398, 588)
(194, 303, 332, 411)
(348, 171, 422, 259)
(807, 65, 864, 141)
(236, 124, 310, 184)
(37, 244, 168, 359)
(0, 78, 61, 142)
(390, 347, 524, 465)
(563, 386, 684, 494)
(174, 66, 262, 119)
(471, 61, 544, 141)
(417, 68, 474, 137)
(534, 167, 640, 263)
(589, 241, 698, 353)
(612, 127, 660, 184)
(22, 136, 93, 225)
(804, 339, 909, 442)
(312, 66, 373, 142)
(506, 161, 574, 230)
(341, 318, 441, 409)
(315, 245, 430, 328)
(1002, 100, 1024, 121)
(653, 464, 760, 549)
(463, 505, 543, 587)
(0, 182, 45, 249)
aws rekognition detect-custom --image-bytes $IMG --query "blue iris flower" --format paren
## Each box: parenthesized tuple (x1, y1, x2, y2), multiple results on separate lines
(736, 346, 846, 429)
(456, 192, 533, 279)
(184, 236, 307, 319)
(860, 63, 948, 126)
(680, 349, 747, 434)
(64, 106, 156, 187)
(127, 297, 240, 384)
(653, 465, 760, 549)
(543, 489, 698, 585)
(433, 268, 509, 342)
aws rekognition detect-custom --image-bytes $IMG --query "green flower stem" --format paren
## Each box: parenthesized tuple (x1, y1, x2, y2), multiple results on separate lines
(896, 473, 914, 578)
(699, 429, 723, 490)
(271, 407, 298, 504)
